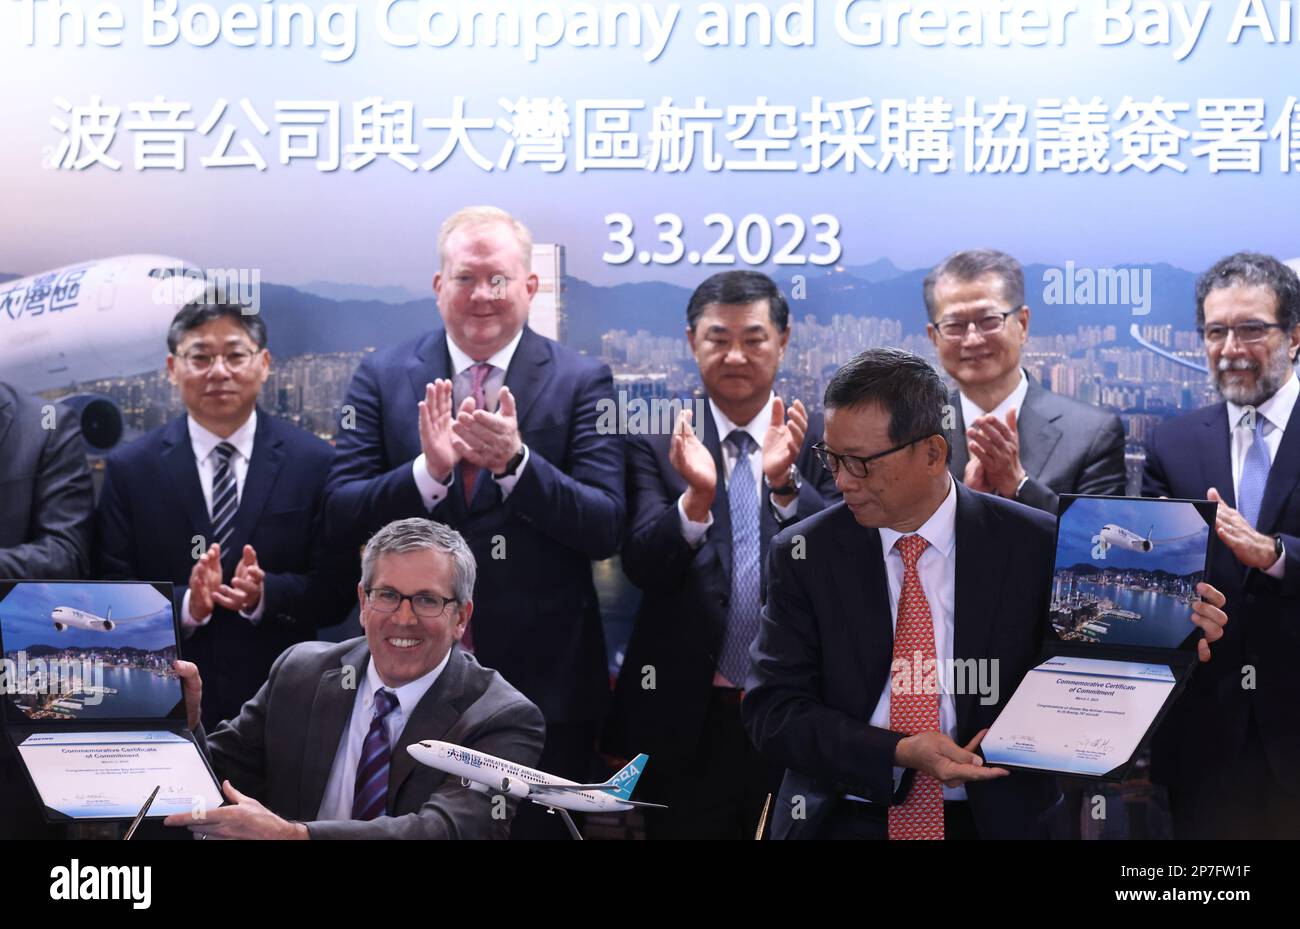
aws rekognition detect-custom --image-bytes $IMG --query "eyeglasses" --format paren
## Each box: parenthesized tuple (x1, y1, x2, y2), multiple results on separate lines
(179, 350, 256, 372)
(1198, 321, 1287, 345)
(813, 436, 934, 479)
(364, 587, 458, 620)
(933, 309, 1024, 341)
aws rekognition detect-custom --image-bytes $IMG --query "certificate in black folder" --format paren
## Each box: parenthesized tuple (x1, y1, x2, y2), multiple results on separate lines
(981, 495, 1216, 781)
(0, 579, 223, 822)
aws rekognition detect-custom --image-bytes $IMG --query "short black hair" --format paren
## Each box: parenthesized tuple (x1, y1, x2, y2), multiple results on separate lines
(686, 270, 790, 332)
(824, 347, 951, 462)
(923, 248, 1025, 322)
(1195, 251, 1300, 332)
(167, 294, 268, 354)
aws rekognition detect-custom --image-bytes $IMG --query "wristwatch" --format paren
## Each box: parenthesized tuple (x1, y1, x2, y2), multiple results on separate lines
(766, 463, 803, 497)
(497, 445, 526, 478)
(1273, 534, 1285, 561)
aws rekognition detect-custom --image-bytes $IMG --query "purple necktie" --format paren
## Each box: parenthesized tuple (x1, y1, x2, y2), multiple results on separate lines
(352, 688, 399, 821)
(460, 362, 493, 502)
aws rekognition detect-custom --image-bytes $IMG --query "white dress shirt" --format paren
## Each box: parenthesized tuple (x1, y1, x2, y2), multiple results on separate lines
(1226, 371, 1297, 579)
(181, 411, 263, 631)
(412, 329, 529, 509)
(677, 394, 798, 545)
(316, 650, 451, 821)
(958, 369, 1029, 434)
(865, 477, 966, 801)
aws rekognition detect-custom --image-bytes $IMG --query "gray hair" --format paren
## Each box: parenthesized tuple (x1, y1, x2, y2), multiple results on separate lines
(923, 248, 1026, 321)
(1195, 251, 1300, 334)
(438, 205, 534, 270)
(360, 518, 476, 604)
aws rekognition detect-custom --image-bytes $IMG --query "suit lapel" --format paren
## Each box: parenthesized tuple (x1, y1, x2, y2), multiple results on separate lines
(946, 389, 969, 482)
(1257, 402, 1300, 534)
(161, 417, 213, 543)
(223, 411, 282, 571)
(298, 640, 368, 819)
(1200, 404, 1235, 508)
(388, 647, 469, 804)
(703, 407, 733, 582)
(831, 509, 893, 713)
(1017, 383, 1064, 479)
(953, 485, 1002, 737)
(0, 394, 15, 450)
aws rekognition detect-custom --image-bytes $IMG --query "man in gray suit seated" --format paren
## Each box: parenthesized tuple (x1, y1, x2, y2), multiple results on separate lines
(924, 249, 1127, 513)
(0, 382, 93, 580)
(164, 517, 544, 839)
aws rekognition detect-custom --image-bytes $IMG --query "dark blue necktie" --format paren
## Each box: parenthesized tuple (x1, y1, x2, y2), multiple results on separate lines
(720, 430, 761, 686)
(352, 688, 399, 820)
(210, 441, 238, 551)
(1237, 413, 1275, 530)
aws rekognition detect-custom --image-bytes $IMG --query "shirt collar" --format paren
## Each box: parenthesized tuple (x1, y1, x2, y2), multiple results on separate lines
(362, 647, 451, 720)
(709, 393, 776, 452)
(445, 328, 525, 378)
(187, 409, 257, 464)
(1226, 370, 1298, 433)
(879, 477, 958, 560)
(958, 369, 1029, 429)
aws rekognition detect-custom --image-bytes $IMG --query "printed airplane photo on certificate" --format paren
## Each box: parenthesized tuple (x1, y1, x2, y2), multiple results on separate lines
(1050, 497, 1213, 650)
(0, 582, 181, 722)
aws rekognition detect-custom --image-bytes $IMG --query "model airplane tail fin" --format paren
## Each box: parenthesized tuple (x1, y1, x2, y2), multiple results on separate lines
(1146, 525, 1154, 541)
(603, 754, 648, 801)
(106, 605, 112, 622)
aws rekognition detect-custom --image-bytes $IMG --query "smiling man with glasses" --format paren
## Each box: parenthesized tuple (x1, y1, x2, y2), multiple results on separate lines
(924, 249, 1126, 515)
(94, 294, 358, 731)
(165, 518, 544, 839)
(1142, 251, 1300, 839)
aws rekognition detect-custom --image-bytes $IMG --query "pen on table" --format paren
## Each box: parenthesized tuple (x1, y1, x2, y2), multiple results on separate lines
(124, 785, 160, 841)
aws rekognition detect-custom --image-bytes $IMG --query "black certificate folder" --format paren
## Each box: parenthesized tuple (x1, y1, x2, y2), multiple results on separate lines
(0, 579, 223, 822)
(981, 495, 1216, 781)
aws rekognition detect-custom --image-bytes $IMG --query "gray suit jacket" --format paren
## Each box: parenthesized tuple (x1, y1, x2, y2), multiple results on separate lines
(0, 382, 93, 579)
(201, 639, 545, 839)
(947, 378, 1127, 514)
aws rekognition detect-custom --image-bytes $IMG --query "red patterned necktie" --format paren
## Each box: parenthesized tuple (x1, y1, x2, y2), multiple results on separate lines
(460, 362, 493, 503)
(888, 534, 944, 841)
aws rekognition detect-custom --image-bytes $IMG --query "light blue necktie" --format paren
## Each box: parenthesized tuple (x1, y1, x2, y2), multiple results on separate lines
(720, 430, 762, 686)
(1236, 413, 1274, 530)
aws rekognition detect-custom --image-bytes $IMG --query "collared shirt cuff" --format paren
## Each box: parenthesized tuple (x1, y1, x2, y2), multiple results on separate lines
(492, 445, 530, 499)
(1265, 541, 1286, 579)
(181, 589, 211, 638)
(770, 494, 798, 522)
(412, 454, 452, 510)
(239, 596, 266, 626)
(677, 494, 713, 547)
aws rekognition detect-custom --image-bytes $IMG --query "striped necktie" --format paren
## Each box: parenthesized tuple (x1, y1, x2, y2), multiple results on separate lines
(1237, 413, 1275, 530)
(889, 534, 944, 840)
(460, 362, 494, 503)
(352, 688, 399, 821)
(210, 441, 239, 552)
(719, 429, 761, 687)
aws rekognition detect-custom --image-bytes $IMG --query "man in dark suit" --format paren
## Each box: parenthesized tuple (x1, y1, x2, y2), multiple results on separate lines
(925, 249, 1126, 513)
(325, 206, 623, 837)
(0, 382, 93, 580)
(1143, 252, 1300, 839)
(95, 296, 356, 730)
(742, 348, 1228, 839)
(165, 519, 545, 839)
(605, 271, 839, 839)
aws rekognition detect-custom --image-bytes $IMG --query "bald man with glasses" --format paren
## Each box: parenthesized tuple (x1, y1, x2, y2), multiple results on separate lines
(924, 249, 1127, 514)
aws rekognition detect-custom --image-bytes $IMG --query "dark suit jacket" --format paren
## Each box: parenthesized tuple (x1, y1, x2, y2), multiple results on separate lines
(742, 483, 1062, 839)
(0, 382, 93, 579)
(1142, 400, 1300, 791)
(948, 378, 1127, 514)
(324, 326, 624, 725)
(201, 639, 545, 839)
(94, 411, 357, 728)
(605, 405, 839, 771)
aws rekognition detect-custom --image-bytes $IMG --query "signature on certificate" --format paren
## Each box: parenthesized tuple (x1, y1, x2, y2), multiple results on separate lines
(1076, 735, 1112, 752)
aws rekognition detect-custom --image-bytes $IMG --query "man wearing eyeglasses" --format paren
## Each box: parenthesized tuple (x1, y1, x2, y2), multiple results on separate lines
(742, 347, 1231, 840)
(925, 249, 1126, 514)
(164, 518, 545, 839)
(1142, 252, 1300, 839)
(325, 206, 623, 838)
(606, 270, 839, 839)
(95, 296, 357, 730)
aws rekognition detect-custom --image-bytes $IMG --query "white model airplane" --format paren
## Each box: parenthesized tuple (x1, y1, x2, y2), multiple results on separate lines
(0, 255, 209, 451)
(407, 740, 666, 840)
(1099, 523, 1154, 554)
(49, 604, 163, 633)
